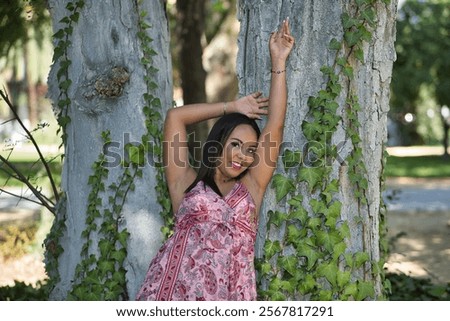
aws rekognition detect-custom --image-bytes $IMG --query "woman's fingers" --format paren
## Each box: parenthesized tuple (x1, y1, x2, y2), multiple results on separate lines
(253, 91, 262, 98)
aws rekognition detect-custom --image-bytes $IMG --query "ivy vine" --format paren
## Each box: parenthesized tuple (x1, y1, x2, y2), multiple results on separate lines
(68, 131, 140, 300)
(52, 0, 84, 148)
(136, 1, 173, 238)
(43, 0, 85, 297)
(257, 0, 390, 301)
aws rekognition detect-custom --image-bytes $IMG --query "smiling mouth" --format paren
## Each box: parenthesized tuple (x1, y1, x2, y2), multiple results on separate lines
(231, 161, 242, 170)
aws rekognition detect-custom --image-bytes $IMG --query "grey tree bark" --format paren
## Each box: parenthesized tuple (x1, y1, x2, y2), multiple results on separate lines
(46, 0, 171, 299)
(237, 0, 397, 299)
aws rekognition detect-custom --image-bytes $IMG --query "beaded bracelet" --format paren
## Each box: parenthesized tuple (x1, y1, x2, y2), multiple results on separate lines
(271, 69, 286, 74)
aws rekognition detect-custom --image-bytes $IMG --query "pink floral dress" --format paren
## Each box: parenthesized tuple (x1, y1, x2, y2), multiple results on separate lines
(136, 180, 257, 301)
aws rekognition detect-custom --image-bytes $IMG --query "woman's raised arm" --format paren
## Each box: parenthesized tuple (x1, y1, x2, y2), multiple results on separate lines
(246, 18, 295, 201)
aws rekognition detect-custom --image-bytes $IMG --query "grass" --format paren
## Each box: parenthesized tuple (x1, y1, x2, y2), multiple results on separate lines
(0, 159, 62, 189)
(0, 144, 62, 189)
(385, 155, 450, 178)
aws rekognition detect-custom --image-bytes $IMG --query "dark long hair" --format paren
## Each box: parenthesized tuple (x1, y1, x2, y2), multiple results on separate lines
(185, 113, 261, 196)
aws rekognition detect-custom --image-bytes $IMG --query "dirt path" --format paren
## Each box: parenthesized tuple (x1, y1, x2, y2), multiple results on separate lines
(385, 210, 450, 284)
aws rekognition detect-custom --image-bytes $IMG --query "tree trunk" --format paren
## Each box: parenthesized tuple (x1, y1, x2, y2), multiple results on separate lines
(24, 37, 38, 127)
(237, 0, 397, 300)
(175, 0, 208, 166)
(46, 0, 171, 300)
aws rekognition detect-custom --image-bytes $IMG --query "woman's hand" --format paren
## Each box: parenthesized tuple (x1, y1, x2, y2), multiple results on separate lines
(231, 92, 269, 120)
(270, 18, 295, 65)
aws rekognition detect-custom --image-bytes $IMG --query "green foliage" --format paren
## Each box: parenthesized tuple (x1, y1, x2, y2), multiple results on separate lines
(40, 0, 85, 298)
(52, 0, 85, 148)
(0, 281, 48, 301)
(0, 160, 61, 188)
(385, 154, 450, 178)
(257, 0, 389, 301)
(0, 0, 50, 57)
(386, 273, 450, 301)
(391, 0, 450, 144)
(137, 4, 173, 238)
(68, 131, 136, 300)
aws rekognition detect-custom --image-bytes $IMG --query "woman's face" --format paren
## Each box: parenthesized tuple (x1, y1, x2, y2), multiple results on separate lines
(216, 124, 258, 181)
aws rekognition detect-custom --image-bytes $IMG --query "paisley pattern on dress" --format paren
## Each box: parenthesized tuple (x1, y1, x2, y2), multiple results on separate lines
(136, 180, 257, 301)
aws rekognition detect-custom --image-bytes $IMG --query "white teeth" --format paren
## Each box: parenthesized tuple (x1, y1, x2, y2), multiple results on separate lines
(232, 162, 241, 169)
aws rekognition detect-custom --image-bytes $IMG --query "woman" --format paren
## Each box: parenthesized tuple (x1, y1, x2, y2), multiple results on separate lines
(136, 19, 295, 301)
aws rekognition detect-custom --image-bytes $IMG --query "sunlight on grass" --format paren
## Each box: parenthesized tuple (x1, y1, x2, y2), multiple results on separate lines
(385, 155, 450, 178)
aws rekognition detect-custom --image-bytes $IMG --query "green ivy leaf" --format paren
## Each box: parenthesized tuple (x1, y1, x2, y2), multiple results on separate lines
(329, 38, 342, 50)
(298, 274, 317, 294)
(99, 239, 113, 257)
(355, 252, 370, 268)
(286, 224, 303, 245)
(298, 167, 325, 192)
(271, 174, 296, 203)
(332, 241, 347, 260)
(98, 260, 115, 274)
(344, 253, 354, 268)
(112, 270, 126, 283)
(260, 262, 272, 276)
(325, 201, 342, 219)
(307, 217, 322, 231)
(117, 230, 130, 248)
(288, 207, 308, 225)
(70, 12, 80, 23)
(344, 65, 354, 79)
(336, 57, 347, 66)
(307, 96, 320, 108)
(316, 230, 343, 253)
(356, 280, 375, 300)
(269, 277, 282, 291)
(287, 194, 303, 208)
(281, 280, 296, 294)
(318, 289, 333, 300)
(297, 240, 321, 270)
(317, 262, 338, 286)
(344, 30, 361, 47)
(343, 282, 358, 299)
(337, 271, 351, 288)
(264, 240, 282, 260)
(355, 47, 364, 63)
(268, 210, 287, 228)
(341, 12, 357, 29)
(278, 255, 298, 277)
(282, 149, 302, 170)
(310, 198, 326, 215)
(126, 144, 145, 166)
(110, 248, 127, 265)
(302, 120, 323, 140)
(271, 291, 286, 301)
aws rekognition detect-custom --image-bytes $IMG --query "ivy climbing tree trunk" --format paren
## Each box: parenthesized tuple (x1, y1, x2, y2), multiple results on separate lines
(237, 0, 397, 300)
(45, 0, 171, 300)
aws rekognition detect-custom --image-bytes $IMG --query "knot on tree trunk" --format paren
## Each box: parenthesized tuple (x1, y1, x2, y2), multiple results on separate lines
(75, 66, 131, 116)
(94, 67, 130, 97)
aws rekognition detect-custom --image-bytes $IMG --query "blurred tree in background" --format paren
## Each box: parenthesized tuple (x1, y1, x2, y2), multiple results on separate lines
(390, 0, 450, 149)
(168, 0, 238, 164)
(0, 0, 49, 57)
(0, 0, 52, 130)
